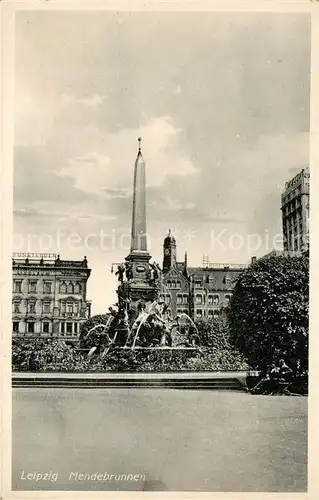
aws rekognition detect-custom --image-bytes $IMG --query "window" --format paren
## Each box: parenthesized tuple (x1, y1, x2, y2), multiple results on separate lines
(61, 301, 66, 314)
(44, 282, 52, 294)
(43, 301, 51, 314)
(183, 295, 188, 304)
(165, 294, 171, 305)
(177, 294, 182, 304)
(60, 322, 65, 334)
(74, 283, 81, 294)
(27, 322, 35, 334)
(208, 310, 214, 317)
(74, 302, 79, 314)
(74, 323, 78, 334)
(208, 295, 213, 305)
(13, 280, 22, 293)
(223, 276, 231, 287)
(196, 309, 203, 318)
(28, 281, 37, 293)
(67, 283, 74, 294)
(213, 310, 219, 317)
(60, 283, 67, 294)
(208, 275, 215, 286)
(225, 294, 232, 305)
(28, 302, 36, 314)
(195, 294, 203, 304)
(194, 281, 201, 288)
(13, 302, 20, 313)
(66, 302, 73, 314)
(171, 281, 176, 289)
(176, 281, 181, 289)
(43, 322, 49, 334)
(13, 321, 19, 333)
(213, 295, 219, 306)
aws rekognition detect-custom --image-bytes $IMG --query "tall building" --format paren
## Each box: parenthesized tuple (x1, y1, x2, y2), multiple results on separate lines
(160, 231, 247, 324)
(281, 167, 310, 253)
(12, 253, 91, 339)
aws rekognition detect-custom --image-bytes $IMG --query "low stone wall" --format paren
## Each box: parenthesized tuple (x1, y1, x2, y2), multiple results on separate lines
(12, 371, 249, 391)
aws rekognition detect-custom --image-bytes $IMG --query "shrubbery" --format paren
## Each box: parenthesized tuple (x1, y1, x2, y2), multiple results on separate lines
(12, 338, 83, 372)
(12, 315, 249, 372)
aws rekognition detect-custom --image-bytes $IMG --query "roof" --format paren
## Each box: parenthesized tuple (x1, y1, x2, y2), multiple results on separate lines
(187, 266, 244, 291)
(12, 254, 89, 269)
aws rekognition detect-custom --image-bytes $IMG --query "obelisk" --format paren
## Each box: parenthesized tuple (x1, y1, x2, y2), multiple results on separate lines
(124, 138, 157, 309)
(130, 137, 148, 254)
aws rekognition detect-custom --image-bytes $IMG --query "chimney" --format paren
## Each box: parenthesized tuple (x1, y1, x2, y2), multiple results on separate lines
(251, 256, 257, 265)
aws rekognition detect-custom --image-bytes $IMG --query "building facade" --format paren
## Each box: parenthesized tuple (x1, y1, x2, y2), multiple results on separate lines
(281, 166, 309, 253)
(160, 231, 247, 323)
(12, 253, 91, 339)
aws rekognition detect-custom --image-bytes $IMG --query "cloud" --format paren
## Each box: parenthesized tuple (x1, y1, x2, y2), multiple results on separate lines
(62, 93, 106, 106)
(51, 116, 197, 199)
(14, 207, 117, 222)
(104, 187, 131, 199)
(59, 153, 111, 194)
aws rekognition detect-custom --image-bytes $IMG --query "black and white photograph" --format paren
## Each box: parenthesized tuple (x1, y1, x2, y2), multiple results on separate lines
(1, 0, 314, 495)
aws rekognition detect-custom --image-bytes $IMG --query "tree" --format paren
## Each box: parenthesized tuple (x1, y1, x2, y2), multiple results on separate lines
(195, 315, 230, 349)
(228, 253, 309, 375)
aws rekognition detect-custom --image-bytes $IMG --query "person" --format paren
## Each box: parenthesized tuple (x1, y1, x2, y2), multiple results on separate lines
(115, 264, 125, 282)
(108, 306, 117, 317)
(125, 261, 133, 280)
(251, 364, 278, 395)
(278, 358, 293, 381)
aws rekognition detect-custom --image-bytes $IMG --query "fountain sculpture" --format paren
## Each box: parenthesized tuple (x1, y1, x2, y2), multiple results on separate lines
(85, 139, 200, 355)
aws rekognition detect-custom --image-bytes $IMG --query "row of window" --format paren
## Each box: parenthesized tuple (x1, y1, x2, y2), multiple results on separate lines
(282, 186, 302, 204)
(158, 293, 232, 305)
(194, 276, 232, 288)
(12, 299, 83, 315)
(164, 277, 233, 291)
(159, 293, 189, 304)
(165, 280, 182, 289)
(195, 309, 220, 318)
(195, 294, 231, 305)
(283, 200, 305, 216)
(13, 280, 83, 295)
(13, 320, 80, 335)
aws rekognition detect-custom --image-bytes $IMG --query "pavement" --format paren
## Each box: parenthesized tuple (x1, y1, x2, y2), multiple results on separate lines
(12, 388, 307, 492)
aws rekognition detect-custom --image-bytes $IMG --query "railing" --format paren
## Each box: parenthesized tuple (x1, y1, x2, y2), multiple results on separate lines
(201, 262, 248, 270)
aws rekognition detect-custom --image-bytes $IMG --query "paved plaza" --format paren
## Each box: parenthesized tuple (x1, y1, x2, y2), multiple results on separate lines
(12, 388, 307, 492)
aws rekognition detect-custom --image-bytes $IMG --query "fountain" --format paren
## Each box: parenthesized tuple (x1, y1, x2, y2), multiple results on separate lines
(85, 139, 200, 356)
(85, 296, 201, 354)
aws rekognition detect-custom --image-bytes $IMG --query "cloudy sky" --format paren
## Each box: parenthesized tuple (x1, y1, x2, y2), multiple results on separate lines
(14, 11, 311, 313)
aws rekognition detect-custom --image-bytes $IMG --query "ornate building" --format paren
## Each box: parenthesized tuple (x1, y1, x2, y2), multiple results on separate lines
(281, 166, 309, 254)
(12, 253, 91, 339)
(160, 231, 247, 323)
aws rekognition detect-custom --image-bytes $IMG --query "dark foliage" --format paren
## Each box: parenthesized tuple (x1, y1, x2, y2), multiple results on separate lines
(79, 314, 111, 349)
(12, 338, 83, 372)
(228, 253, 309, 375)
